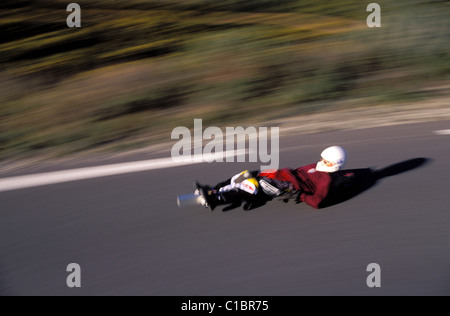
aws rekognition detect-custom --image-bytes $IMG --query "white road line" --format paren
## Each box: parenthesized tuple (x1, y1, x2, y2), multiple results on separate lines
(434, 130, 450, 135)
(0, 150, 246, 193)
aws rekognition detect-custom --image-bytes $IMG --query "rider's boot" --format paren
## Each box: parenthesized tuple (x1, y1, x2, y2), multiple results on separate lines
(195, 182, 221, 211)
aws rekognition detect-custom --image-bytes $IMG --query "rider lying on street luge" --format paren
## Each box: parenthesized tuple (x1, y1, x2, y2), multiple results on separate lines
(197, 146, 347, 211)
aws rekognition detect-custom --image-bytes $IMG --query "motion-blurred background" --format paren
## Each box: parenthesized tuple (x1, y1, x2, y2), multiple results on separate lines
(1, 0, 448, 162)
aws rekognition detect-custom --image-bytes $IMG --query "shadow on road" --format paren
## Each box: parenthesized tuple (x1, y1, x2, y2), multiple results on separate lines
(321, 158, 432, 208)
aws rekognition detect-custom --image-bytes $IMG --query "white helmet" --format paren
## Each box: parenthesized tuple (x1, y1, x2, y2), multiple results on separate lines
(316, 146, 347, 173)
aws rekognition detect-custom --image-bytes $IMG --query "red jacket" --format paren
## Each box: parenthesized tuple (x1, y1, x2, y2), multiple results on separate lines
(259, 164, 332, 209)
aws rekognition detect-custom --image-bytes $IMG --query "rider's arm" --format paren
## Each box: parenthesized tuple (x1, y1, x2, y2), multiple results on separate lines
(298, 177, 331, 209)
(299, 189, 327, 209)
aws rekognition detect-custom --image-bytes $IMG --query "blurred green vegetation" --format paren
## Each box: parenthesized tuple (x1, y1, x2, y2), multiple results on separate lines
(0, 0, 449, 160)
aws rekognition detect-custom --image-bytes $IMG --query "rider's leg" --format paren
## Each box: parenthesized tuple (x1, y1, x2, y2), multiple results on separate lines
(214, 170, 259, 193)
(218, 189, 258, 206)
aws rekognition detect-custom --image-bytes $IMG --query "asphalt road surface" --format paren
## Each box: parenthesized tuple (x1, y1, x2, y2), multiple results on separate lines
(1, 120, 450, 296)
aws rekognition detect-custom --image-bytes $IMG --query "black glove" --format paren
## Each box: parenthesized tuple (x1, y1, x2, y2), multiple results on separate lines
(279, 184, 301, 202)
(295, 190, 305, 204)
